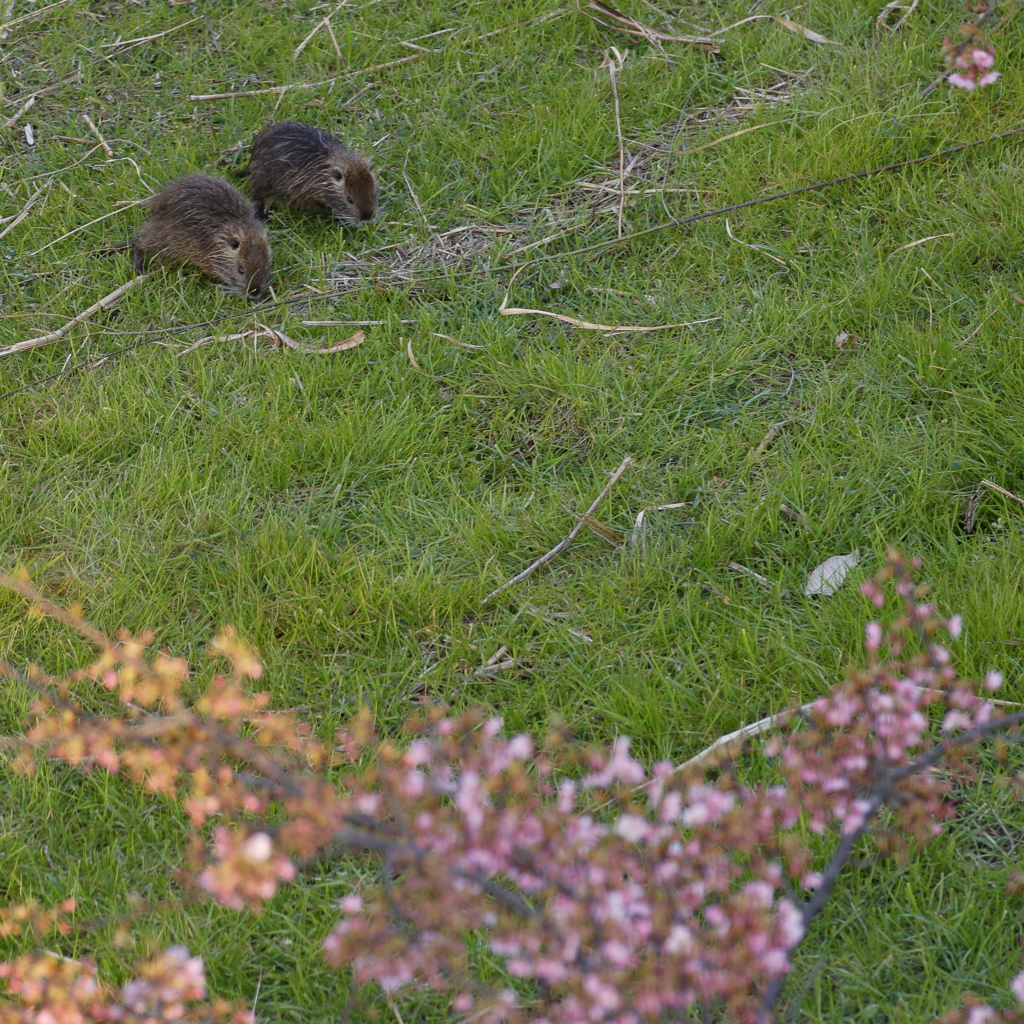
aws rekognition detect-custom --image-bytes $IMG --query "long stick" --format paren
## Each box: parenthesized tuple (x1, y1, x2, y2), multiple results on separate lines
(512, 125, 1024, 266)
(0, 274, 149, 357)
(482, 456, 633, 605)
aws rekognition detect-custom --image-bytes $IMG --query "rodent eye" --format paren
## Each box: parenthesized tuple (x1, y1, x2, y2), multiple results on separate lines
(333, 170, 344, 182)
(237, 264, 245, 276)
(345, 194, 354, 204)
(229, 238, 241, 250)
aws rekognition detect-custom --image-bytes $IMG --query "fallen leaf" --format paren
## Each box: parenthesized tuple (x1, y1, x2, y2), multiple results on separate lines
(770, 15, 838, 43)
(834, 331, 862, 350)
(804, 550, 860, 597)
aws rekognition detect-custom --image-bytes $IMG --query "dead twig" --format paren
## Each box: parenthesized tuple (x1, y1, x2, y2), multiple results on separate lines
(482, 455, 634, 605)
(779, 503, 810, 530)
(875, 0, 919, 33)
(0, 185, 48, 242)
(728, 562, 780, 592)
(3, 95, 36, 129)
(681, 688, 1023, 772)
(750, 418, 797, 457)
(680, 707, 803, 772)
(0, 274, 150, 357)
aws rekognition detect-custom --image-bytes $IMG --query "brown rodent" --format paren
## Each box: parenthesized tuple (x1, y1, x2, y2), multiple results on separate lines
(130, 174, 271, 298)
(240, 121, 378, 227)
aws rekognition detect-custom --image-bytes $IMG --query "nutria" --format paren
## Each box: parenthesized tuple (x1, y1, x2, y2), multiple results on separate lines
(239, 121, 378, 227)
(130, 174, 271, 298)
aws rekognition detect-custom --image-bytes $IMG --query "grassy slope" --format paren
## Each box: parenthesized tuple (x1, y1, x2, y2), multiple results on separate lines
(2, 0, 1024, 1019)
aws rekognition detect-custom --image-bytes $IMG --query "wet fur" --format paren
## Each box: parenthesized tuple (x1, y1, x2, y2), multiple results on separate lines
(130, 174, 271, 298)
(240, 121, 378, 227)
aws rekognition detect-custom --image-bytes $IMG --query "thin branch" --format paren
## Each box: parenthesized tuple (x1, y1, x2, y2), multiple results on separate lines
(0, 274, 150, 357)
(919, 0, 1000, 99)
(512, 127, 1024, 268)
(482, 456, 633, 605)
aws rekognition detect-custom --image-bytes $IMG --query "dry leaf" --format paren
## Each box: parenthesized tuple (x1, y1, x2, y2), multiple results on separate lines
(834, 331, 862, 350)
(804, 550, 860, 597)
(770, 15, 838, 43)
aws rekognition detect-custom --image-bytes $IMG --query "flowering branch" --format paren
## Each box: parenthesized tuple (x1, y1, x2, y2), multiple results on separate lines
(920, 0, 1007, 98)
(3, 552, 1024, 1023)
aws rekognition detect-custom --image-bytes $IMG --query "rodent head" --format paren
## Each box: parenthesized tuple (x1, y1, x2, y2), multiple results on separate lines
(217, 226, 271, 298)
(324, 156, 378, 228)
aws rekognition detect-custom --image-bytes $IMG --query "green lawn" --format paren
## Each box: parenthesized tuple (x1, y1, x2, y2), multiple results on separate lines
(2, 0, 1024, 1019)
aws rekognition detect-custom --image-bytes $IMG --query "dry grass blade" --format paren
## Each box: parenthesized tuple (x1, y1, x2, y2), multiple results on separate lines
(177, 332, 252, 357)
(724, 218, 787, 265)
(0, 274, 150, 357)
(431, 332, 483, 350)
(585, 1, 718, 50)
(406, 338, 422, 370)
(81, 113, 113, 158)
(728, 562, 778, 591)
(581, 513, 624, 545)
(706, 13, 837, 42)
(980, 479, 1024, 508)
(99, 15, 201, 48)
(500, 306, 718, 332)
(499, 275, 719, 332)
(0, 0, 76, 34)
(0, 185, 49, 242)
(603, 46, 628, 239)
(30, 196, 151, 255)
(482, 455, 634, 605)
(683, 122, 772, 156)
(886, 233, 955, 258)
(196, 9, 569, 101)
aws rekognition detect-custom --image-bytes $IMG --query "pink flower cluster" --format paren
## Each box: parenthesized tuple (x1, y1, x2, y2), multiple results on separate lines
(0, 943, 253, 1024)
(946, 43, 1000, 89)
(3, 556, 1024, 1023)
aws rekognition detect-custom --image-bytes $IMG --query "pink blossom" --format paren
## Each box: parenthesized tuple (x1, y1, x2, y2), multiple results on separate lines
(985, 669, 1004, 692)
(865, 622, 882, 651)
(1012, 970, 1024, 1003)
(775, 900, 804, 947)
(979, 70, 1000, 86)
(240, 832, 272, 864)
(615, 814, 651, 844)
(947, 615, 963, 640)
(967, 1006, 997, 1024)
(949, 73, 977, 89)
(972, 48, 995, 68)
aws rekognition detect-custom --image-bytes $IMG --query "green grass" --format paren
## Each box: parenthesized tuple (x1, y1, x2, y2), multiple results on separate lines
(3, 0, 1024, 1019)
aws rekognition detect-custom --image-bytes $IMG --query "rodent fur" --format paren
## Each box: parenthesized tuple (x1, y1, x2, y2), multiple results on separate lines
(240, 121, 378, 227)
(130, 174, 271, 298)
